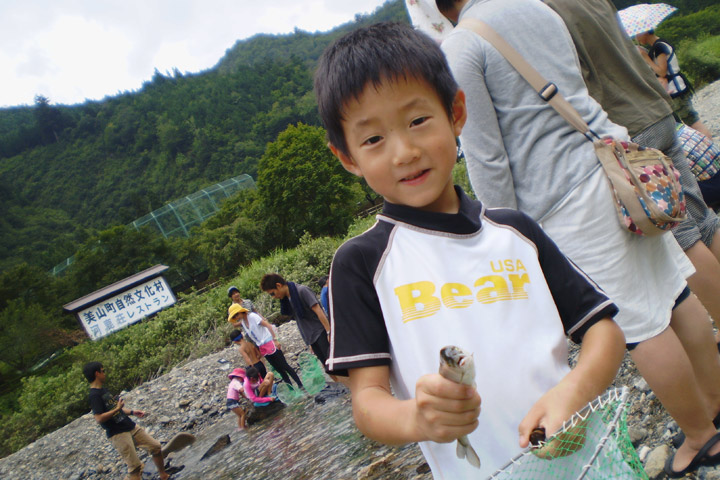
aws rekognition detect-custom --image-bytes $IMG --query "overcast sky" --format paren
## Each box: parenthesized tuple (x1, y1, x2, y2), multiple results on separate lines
(0, 0, 390, 108)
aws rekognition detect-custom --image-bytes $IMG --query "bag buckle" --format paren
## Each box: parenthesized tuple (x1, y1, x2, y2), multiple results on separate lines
(538, 83, 558, 101)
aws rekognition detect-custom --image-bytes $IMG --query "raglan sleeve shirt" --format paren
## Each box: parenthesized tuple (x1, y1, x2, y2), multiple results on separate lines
(327, 199, 617, 375)
(327, 222, 394, 374)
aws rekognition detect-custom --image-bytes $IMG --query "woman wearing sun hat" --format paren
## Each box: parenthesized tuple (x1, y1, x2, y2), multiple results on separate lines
(228, 304, 304, 391)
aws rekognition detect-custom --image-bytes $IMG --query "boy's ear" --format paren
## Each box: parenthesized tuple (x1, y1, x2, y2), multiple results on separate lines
(329, 142, 363, 178)
(451, 89, 468, 137)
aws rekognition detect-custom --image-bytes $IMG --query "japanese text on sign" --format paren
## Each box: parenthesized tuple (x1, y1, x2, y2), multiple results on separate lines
(78, 277, 176, 340)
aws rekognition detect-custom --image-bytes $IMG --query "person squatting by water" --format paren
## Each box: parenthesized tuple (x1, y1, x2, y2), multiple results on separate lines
(242, 366, 278, 406)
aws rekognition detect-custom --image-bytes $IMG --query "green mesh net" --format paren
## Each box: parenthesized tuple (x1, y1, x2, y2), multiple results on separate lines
(274, 352, 327, 404)
(489, 387, 647, 479)
(298, 352, 327, 395)
(275, 382, 303, 404)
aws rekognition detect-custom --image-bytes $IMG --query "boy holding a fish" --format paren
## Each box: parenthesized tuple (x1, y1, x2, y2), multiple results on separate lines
(315, 21, 625, 478)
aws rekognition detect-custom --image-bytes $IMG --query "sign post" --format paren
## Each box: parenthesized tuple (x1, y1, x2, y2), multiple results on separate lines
(64, 265, 177, 340)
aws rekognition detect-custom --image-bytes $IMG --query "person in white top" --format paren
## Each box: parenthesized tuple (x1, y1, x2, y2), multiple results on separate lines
(227, 304, 304, 390)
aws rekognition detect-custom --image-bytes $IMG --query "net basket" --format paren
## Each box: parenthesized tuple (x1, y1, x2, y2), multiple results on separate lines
(489, 387, 647, 479)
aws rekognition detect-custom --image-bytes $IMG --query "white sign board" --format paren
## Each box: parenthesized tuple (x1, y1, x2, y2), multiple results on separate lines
(78, 276, 176, 340)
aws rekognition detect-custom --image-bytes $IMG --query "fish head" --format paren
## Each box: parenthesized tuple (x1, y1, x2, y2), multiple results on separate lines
(439, 345, 475, 386)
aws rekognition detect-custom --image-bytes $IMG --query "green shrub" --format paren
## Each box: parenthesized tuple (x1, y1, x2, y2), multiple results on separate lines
(657, 5, 720, 44)
(678, 35, 720, 87)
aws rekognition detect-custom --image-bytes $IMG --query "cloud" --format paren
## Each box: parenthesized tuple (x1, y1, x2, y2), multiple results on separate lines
(15, 46, 59, 77)
(0, 0, 390, 107)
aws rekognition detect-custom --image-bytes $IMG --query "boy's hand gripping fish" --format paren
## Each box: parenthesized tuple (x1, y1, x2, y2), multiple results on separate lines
(438, 346, 481, 469)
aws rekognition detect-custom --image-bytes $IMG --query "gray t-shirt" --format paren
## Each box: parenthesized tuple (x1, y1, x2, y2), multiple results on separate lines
(442, 0, 627, 222)
(290, 284, 325, 346)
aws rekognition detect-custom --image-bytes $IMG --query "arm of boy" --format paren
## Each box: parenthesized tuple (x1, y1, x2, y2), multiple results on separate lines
(517, 318, 625, 448)
(349, 365, 481, 446)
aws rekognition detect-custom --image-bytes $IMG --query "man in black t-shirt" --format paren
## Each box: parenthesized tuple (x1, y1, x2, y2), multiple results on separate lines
(83, 362, 169, 480)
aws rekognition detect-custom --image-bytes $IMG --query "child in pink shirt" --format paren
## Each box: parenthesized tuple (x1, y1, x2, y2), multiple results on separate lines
(226, 368, 249, 430)
(243, 367, 277, 406)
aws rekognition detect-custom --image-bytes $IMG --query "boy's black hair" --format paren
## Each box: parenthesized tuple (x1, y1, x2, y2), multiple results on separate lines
(314, 21, 459, 157)
(229, 329, 243, 341)
(83, 361, 103, 383)
(260, 273, 286, 291)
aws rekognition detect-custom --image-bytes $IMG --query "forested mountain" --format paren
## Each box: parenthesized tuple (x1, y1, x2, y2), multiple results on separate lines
(0, 0, 409, 273)
(0, 0, 718, 378)
(0, 0, 715, 273)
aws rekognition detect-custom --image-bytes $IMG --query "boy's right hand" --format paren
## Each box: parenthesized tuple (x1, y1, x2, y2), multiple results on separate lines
(414, 373, 481, 443)
(116, 398, 125, 412)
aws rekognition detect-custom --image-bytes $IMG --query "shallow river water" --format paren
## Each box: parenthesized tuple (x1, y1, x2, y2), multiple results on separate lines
(163, 385, 431, 480)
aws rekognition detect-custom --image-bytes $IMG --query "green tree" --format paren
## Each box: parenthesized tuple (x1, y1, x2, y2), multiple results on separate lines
(33, 95, 72, 144)
(0, 263, 58, 311)
(0, 300, 59, 373)
(256, 123, 362, 247)
(192, 191, 264, 277)
(61, 226, 203, 297)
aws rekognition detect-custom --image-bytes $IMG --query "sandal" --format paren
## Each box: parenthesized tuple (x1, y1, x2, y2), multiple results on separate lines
(665, 432, 720, 478)
(672, 411, 720, 449)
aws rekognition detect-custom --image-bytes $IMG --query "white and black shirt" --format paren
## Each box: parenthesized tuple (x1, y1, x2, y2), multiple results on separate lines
(327, 187, 617, 479)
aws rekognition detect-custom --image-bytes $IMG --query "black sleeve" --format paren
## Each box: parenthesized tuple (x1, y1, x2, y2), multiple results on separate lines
(327, 223, 394, 374)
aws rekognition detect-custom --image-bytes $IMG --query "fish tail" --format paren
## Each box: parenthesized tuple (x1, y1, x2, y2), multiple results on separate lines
(456, 436, 481, 468)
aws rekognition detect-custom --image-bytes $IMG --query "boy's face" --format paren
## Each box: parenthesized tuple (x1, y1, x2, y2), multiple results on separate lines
(265, 283, 288, 299)
(331, 77, 466, 214)
(230, 291, 242, 303)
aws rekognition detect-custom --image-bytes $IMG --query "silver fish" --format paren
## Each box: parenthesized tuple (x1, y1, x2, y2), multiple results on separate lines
(439, 345, 481, 469)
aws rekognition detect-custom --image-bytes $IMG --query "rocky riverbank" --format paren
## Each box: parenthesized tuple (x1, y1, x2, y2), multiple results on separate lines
(1, 81, 720, 480)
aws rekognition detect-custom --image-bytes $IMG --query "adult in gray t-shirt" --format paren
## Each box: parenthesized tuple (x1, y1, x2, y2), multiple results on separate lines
(260, 273, 332, 368)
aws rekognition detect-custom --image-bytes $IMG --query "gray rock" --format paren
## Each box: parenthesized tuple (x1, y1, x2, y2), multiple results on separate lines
(644, 444, 670, 479)
(637, 445, 651, 463)
(628, 426, 648, 445)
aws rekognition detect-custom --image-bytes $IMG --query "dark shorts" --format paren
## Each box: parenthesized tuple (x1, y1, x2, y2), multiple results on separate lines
(226, 398, 250, 410)
(672, 91, 700, 126)
(699, 174, 720, 210)
(626, 286, 691, 351)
